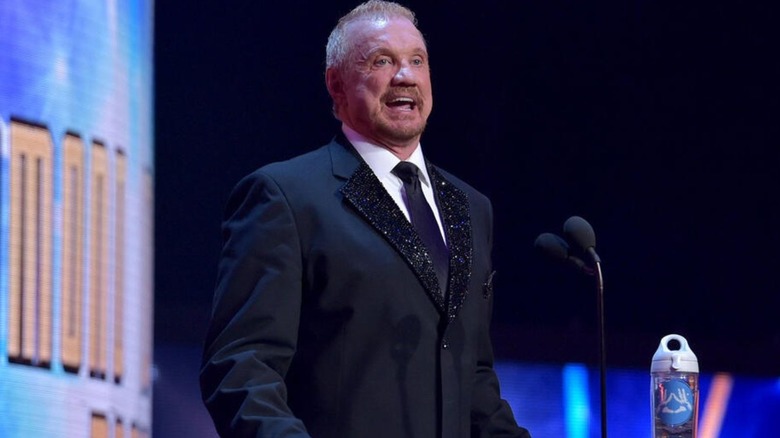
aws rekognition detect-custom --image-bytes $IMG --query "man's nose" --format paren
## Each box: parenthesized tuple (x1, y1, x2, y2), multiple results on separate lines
(392, 62, 418, 85)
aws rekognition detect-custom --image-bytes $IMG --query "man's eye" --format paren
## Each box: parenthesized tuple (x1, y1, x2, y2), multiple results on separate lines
(375, 58, 392, 66)
(412, 58, 424, 66)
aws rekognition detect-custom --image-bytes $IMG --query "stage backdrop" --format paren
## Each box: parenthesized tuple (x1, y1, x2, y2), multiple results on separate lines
(0, 1, 154, 437)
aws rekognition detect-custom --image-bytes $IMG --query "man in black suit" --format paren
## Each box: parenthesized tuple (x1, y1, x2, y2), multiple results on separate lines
(200, 1, 532, 437)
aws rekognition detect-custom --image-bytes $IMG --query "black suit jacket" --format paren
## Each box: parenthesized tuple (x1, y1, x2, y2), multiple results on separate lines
(200, 136, 531, 438)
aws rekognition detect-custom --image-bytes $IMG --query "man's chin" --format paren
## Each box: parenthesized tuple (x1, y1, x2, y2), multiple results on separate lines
(376, 121, 427, 146)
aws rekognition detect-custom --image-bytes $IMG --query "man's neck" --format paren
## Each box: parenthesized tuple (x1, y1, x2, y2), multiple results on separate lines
(341, 124, 420, 160)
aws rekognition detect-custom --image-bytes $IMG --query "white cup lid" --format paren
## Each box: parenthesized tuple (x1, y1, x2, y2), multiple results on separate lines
(651, 333, 699, 373)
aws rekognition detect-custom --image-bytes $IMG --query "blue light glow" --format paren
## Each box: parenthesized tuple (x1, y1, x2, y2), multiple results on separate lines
(563, 363, 590, 438)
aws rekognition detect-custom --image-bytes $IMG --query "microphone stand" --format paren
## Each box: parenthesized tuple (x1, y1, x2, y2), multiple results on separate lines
(593, 258, 607, 438)
(537, 218, 607, 437)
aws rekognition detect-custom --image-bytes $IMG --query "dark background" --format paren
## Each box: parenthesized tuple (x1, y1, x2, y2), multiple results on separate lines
(154, 0, 779, 378)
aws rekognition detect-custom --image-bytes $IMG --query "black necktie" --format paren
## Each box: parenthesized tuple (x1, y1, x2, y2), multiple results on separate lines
(392, 161, 449, 294)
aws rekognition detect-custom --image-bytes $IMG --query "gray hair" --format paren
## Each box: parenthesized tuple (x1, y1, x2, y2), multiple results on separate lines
(325, 0, 419, 71)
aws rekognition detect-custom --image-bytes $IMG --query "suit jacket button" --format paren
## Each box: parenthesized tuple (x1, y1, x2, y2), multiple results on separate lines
(442, 339, 449, 349)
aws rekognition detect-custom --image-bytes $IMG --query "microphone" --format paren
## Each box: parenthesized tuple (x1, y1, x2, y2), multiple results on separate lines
(533, 232, 592, 275)
(536, 216, 607, 438)
(563, 215, 601, 264)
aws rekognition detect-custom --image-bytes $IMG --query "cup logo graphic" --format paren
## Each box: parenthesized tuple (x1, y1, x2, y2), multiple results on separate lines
(655, 379, 694, 426)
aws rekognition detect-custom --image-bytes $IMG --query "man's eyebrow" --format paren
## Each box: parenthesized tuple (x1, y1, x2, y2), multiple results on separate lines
(411, 48, 428, 57)
(363, 46, 391, 58)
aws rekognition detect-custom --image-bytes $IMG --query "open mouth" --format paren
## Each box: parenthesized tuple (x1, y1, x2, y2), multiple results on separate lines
(385, 96, 416, 111)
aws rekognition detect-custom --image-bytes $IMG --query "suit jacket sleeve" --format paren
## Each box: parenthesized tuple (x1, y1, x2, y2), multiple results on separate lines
(199, 170, 312, 437)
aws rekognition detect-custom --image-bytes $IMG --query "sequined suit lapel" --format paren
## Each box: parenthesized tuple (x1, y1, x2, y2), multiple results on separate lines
(429, 166, 473, 321)
(336, 140, 473, 319)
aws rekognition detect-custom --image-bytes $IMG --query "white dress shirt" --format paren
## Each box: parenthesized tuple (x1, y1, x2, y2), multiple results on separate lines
(342, 124, 447, 243)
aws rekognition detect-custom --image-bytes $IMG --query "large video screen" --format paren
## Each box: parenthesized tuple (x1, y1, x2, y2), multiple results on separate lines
(0, 1, 154, 437)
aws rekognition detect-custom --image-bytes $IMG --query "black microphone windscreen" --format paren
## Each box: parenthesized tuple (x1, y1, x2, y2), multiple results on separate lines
(535, 231, 592, 274)
(534, 232, 569, 262)
(563, 216, 596, 250)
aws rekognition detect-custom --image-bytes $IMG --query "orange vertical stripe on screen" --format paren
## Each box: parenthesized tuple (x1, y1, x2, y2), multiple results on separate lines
(699, 372, 733, 438)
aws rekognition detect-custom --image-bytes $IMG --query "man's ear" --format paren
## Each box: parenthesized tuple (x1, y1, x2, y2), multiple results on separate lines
(325, 68, 343, 101)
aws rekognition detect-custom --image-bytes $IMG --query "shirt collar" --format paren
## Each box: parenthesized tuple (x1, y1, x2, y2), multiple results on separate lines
(342, 123, 432, 188)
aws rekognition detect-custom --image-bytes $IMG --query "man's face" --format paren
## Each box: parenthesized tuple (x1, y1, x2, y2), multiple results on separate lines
(329, 17, 433, 150)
